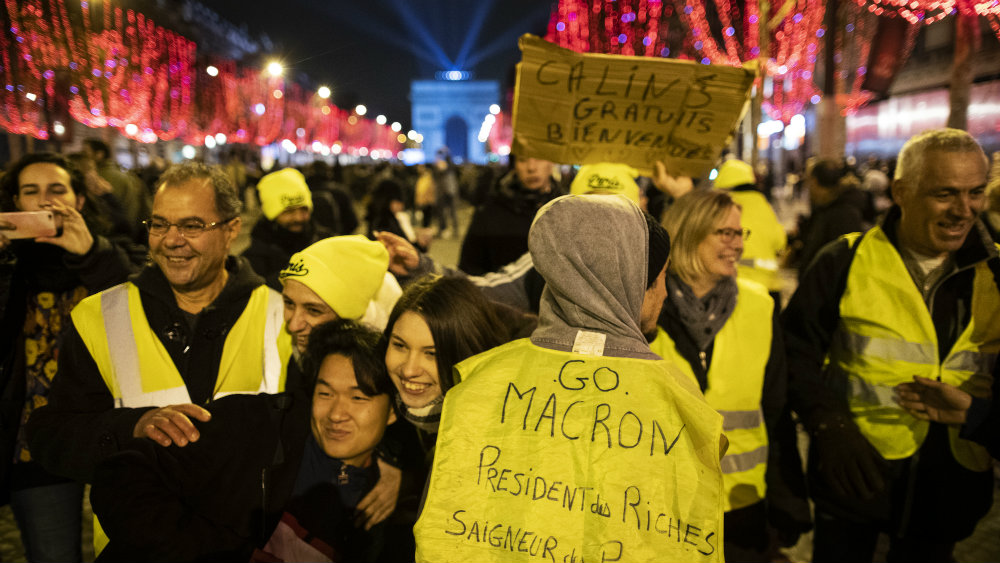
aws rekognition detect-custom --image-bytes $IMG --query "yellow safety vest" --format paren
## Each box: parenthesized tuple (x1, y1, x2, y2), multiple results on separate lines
(71, 281, 293, 553)
(415, 339, 726, 563)
(727, 190, 787, 292)
(650, 278, 772, 512)
(831, 227, 1000, 472)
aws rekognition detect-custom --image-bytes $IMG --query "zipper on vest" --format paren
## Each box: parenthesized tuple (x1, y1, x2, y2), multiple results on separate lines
(699, 351, 707, 371)
(260, 467, 268, 542)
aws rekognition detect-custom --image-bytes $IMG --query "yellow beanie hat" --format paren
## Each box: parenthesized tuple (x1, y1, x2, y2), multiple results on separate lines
(278, 235, 389, 320)
(258, 168, 313, 220)
(569, 163, 640, 203)
(713, 159, 756, 189)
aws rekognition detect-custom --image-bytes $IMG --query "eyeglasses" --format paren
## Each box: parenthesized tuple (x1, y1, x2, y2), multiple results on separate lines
(713, 228, 751, 242)
(143, 217, 236, 238)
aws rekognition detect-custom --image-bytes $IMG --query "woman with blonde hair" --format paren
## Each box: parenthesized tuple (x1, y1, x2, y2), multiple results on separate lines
(651, 189, 808, 562)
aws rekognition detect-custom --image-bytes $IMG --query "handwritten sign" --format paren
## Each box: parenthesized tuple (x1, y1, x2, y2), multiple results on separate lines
(414, 340, 725, 563)
(511, 34, 756, 178)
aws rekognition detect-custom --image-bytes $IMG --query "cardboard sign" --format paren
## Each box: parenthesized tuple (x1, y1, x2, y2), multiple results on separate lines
(512, 34, 756, 178)
(414, 340, 726, 563)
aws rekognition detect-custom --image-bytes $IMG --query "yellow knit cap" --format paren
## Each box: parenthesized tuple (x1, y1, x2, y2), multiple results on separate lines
(713, 159, 756, 189)
(258, 168, 313, 220)
(569, 163, 640, 203)
(278, 235, 389, 320)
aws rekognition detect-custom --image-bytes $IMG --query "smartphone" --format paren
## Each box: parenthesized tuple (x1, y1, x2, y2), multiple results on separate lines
(0, 211, 59, 239)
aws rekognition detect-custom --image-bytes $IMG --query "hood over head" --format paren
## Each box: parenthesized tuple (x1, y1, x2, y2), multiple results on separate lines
(528, 194, 657, 359)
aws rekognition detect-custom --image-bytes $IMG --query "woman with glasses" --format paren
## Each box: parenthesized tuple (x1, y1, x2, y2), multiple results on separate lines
(0, 152, 146, 562)
(650, 189, 808, 562)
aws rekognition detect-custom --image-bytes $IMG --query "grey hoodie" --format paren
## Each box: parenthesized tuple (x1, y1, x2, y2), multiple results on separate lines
(528, 194, 659, 360)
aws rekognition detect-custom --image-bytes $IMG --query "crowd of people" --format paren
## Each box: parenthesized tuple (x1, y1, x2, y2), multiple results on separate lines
(0, 126, 996, 563)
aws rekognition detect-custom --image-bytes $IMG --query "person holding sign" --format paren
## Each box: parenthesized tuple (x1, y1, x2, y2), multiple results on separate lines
(458, 155, 560, 276)
(649, 189, 809, 561)
(415, 194, 726, 563)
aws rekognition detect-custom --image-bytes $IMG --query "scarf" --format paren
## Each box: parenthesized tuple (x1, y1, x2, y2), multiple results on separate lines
(666, 273, 738, 353)
(394, 393, 444, 434)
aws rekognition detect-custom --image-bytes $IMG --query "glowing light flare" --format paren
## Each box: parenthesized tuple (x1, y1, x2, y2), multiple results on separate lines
(317, 86, 331, 99)
(390, 122, 401, 132)
(355, 104, 367, 115)
(376, 114, 387, 125)
(206, 65, 219, 76)
(181, 145, 197, 159)
(489, 104, 501, 114)
(266, 61, 283, 77)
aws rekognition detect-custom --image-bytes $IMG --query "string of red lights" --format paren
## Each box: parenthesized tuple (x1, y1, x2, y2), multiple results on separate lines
(545, 0, 997, 124)
(0, 0, 402, 153)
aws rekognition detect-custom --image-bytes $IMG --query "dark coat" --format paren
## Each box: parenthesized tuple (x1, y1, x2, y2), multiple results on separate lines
(0, 236, 145, 504)
(458, 171, 559, 276)
(242, 219, 332, 291)
(91, 390, 311, 562)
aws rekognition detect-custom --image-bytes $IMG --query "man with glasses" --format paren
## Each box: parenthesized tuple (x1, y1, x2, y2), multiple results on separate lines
(27, 162, 292, 555)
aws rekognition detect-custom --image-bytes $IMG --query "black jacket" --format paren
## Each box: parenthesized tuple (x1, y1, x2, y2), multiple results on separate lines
(782, 206, 998, 537)
(92, 390, 311, 562)
(0, 236, 145, 503)
(25, 256, 267, 483)
(458, 171, 559, 276)
(242, 219, 332, 291)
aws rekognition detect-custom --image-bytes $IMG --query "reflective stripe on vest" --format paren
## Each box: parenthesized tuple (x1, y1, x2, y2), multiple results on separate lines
(720, 445, 768, 474)
(834, 227, 1000, 471)
(720, 409, 764, 432)
(650, 277, 773, 511)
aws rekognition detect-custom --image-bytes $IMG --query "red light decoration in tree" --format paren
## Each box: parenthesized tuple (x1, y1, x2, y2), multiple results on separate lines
(546, 0, 826, 123)
(1, 0, 402, 151)
(546, 0, 674, 57)
(835, 2, 919, 114)
(853, 0, 1000, 41)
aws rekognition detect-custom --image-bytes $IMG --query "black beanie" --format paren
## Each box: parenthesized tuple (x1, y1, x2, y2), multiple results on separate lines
(644, 211, 670, 289)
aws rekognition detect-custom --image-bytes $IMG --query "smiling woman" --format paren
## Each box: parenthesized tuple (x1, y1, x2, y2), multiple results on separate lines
(382, 275, 529, 445)
(649, 188, 810, 560)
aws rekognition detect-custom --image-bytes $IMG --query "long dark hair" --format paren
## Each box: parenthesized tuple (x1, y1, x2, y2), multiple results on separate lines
(382, 275, 508, 392)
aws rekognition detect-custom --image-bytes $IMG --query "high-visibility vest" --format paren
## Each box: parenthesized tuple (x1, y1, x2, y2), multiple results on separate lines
(414, 339, 726, 563)
(71, 281, 293, 553)
(831, 227, 1000, 472)
(71, 282, 291, 406)
(650, 277, 772, 512)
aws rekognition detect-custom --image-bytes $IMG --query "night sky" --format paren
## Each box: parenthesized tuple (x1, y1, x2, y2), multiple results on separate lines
(198, 0, 554, 130)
